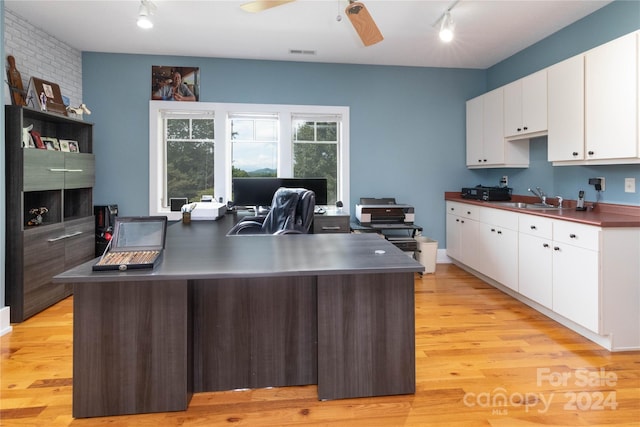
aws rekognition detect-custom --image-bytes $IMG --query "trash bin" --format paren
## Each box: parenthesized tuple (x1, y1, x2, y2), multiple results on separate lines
(415, 237, 438, 274)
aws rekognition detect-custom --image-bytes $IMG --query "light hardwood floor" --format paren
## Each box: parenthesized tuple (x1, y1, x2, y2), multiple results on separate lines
(1, 264, 639, 426)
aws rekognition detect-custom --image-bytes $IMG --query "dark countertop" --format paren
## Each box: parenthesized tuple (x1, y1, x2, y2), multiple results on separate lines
(445, 192, 640, 227)
(55, 212, 424, 283)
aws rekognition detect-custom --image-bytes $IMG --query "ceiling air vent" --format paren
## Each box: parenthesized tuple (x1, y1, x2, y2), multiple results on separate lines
(289, 49, 316, 56)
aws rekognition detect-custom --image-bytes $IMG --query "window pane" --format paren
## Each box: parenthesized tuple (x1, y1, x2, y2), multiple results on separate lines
(232, 142, 277, 177)
(294, 121, 315, 141)
(316, 122, 337, 141)
(167, 118, 190, 139)
(293, 143, 337, 204)
(192, 119, 214, 139)
(167, 140, 214, 202)
(165, 117, 215, 204)
(231, 119, 254, 141)
(255, 120, 277, 141)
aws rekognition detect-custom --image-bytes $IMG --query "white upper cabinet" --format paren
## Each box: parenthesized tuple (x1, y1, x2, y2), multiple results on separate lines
(466, 88, 529, 168)
(585, 31, 638, 161)
(503, 70, 548, 140)
(547, 54, 585, 162)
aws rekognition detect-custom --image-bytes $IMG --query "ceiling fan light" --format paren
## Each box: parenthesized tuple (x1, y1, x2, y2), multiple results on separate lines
(439, 11, 454, 42)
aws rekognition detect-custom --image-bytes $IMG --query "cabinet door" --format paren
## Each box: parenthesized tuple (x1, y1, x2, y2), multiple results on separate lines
(482, 88, 505, 165)
(503, 80, 523, 138)
(548, 55, 585, 161)
(445, 213, 462, 260)
(460, 218, 480, 271)
(518, 234, 553, 308)
(552, 244, 600, 333)
(504, 71, 547, 139)
(479, 224, 518, 291)
(466, 96, 484, 166)
(64, 217, 95, 269)
(23, 224, 69, 319)
(585, 32, 638, 160)
(521, 70, 547, 135)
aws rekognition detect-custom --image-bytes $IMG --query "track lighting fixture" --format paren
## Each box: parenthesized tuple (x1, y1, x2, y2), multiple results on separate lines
(137, 0, 156, 29)
(434, 0, 459, 43)
(439, 11, 454, 42)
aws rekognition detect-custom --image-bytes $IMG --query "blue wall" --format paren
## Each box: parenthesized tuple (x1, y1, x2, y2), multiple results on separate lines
(84, 55, 484, 244)
(83, 0, 640, 249)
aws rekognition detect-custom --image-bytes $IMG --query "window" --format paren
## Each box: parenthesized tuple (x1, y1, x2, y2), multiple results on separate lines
(230, 113, 278, 178)
(163, 112, 215, 204)
(149, 101, 350, 220)
(293, 115, 340, 205)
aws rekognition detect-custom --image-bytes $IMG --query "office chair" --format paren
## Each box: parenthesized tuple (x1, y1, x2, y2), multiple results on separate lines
(227, 187, 316, 235)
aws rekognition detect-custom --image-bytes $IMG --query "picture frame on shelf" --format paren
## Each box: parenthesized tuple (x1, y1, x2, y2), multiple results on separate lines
(30, 130, 46, 149)
(59, 139, 70, 152)
(26, 77, 67, 116)
(67, 140, 80, 153)
(41, 136, 60, 151)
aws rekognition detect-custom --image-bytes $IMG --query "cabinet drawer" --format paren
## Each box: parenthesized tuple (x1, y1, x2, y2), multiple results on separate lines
(313, 215, 350, 234)
(24, 149, 65, 191)
(64, 217, 96, 268)
(446, 201, 479, 220)
(64, 153, 95, 189)
(519, 214, 553, 239)
(553, 221, 600, 250)
(479, 206, 519, 230)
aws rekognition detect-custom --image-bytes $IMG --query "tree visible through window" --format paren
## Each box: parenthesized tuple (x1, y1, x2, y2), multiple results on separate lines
(165, 116, 214, 203)
(293, 118, 339, 205)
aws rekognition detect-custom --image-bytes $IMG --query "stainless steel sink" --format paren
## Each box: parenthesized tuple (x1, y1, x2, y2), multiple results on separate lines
(490, 202, 562, 210)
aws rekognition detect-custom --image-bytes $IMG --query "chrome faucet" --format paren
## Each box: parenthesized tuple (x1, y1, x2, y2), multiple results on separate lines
(555, 196, 564, 208)
(528, 187, 548, 205)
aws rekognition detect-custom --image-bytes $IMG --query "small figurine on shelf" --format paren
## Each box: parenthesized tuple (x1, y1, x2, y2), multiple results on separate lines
(27, 207, 48, 226)
(66, 103, 91, 119)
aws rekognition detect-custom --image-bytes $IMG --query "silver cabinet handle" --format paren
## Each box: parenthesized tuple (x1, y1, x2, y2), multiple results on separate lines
(48, 168, 83, 172)
(322, 226, 342, 230)
(48, 230, 83, 242)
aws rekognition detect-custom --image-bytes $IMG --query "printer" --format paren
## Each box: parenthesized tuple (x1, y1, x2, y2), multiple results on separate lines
(355, 197, 415, 225)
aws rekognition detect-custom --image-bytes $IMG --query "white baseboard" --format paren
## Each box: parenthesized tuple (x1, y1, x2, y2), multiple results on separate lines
(437, 249, 452, 264)
(0, 306, 12, 336)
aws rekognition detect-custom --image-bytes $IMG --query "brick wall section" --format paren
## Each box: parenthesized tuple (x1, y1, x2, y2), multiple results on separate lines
(4, 8, 82, 107)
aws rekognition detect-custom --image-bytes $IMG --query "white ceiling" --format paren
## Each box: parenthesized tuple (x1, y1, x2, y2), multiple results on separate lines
(5, 0, 611, 69)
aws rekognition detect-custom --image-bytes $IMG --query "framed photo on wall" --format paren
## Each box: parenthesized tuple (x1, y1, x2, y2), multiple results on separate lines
(27, 77, 67, 115)
(151, 66, 199, 102)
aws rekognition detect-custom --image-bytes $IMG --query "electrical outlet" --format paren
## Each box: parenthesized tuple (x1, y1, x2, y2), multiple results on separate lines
(589, 177, 605, 192)
(625, 177, 636, 193)
(501, 175, 508, 187)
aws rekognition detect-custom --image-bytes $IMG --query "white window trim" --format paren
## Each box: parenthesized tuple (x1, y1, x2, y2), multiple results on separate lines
(149, 101, 350, 221)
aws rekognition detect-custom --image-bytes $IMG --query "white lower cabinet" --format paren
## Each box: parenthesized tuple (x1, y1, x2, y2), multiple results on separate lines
(478, 207, 519, 291)
(551, 240, 600, 333)
(445, 202, 480, 271)
(518, 214, 554, 309)
(447, 202, 640, 351)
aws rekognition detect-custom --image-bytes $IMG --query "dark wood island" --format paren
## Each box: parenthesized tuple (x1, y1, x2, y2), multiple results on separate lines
(55, 213, 423, 418)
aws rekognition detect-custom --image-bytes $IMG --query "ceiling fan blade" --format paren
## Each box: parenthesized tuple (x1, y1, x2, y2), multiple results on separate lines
(345, 1, 383, 47)
(240, 0, 295, 13)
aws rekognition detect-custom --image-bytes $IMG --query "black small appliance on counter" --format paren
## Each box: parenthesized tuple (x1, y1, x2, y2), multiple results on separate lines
(461, 185, 512, 201)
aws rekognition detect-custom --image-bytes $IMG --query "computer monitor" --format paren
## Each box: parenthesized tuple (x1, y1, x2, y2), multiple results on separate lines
(232, 177, 328, 207)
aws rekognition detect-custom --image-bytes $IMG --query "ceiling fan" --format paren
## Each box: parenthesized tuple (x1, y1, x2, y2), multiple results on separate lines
(240, 0, 384, 47)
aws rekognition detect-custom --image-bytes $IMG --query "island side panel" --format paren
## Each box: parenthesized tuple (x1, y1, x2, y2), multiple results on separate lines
(72, 280, 191, 418)
(317, 272, 416, 400)
(193, 276, 317, 392)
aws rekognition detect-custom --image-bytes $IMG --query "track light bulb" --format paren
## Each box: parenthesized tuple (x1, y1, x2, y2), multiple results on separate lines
(439, 11, 454, 42)
(137, 0, 154, 29)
